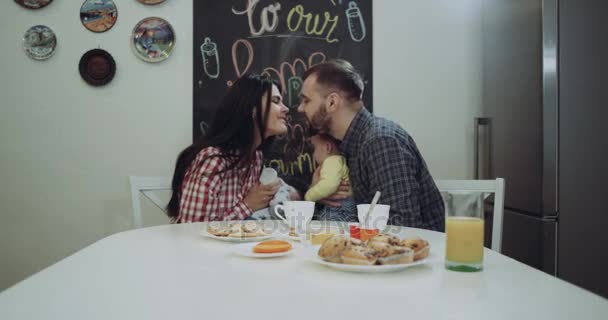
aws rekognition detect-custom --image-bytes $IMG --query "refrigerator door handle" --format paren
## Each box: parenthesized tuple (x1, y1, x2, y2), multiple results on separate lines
(474, 117, 492, 179)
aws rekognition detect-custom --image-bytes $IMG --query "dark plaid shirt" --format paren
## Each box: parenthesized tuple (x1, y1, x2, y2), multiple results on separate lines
(340, 107, 445, 231)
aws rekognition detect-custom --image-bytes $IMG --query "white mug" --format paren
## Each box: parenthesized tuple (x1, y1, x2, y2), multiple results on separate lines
(273, 201, 315, 228)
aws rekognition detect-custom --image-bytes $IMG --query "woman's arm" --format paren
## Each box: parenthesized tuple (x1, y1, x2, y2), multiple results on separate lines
(178, 155, 252, 222)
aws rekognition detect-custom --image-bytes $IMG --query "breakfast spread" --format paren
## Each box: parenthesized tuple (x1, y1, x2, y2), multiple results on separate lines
(289, 225, 343, 244)
(288, 227, 298, 237)
(317, 234, 430, 265)
(310, 233, 335, 245)
(207, 221, 270, 238)
(253, 240, 292, 253)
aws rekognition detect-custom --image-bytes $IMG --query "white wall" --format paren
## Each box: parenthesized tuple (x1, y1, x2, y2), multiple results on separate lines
(0, 0, 481, 291)
(0, 1, 192, 290)
(374, 0, 483, 179)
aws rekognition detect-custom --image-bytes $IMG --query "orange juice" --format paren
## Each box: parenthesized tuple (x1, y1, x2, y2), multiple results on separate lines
(359, 228, 379, 241)
(446, 217, 484, 270)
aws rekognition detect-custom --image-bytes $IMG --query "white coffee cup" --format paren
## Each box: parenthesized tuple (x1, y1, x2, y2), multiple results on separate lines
(357, 204, 390, 231)
(273, 201, 315, 228)
(259, 167, 278, 185)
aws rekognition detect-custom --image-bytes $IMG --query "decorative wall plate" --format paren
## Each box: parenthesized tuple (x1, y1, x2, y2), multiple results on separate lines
(15, 0, 52, 9)
(79, 49, 116, 86)
(80, 0, 118, 33)
(131, 17, 175, 63)
(137, 0, 166, 5)
(23, 25, 57, 60)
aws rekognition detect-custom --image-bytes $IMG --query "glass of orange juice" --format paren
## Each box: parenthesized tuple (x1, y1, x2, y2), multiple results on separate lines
(444, 191, 485, 272)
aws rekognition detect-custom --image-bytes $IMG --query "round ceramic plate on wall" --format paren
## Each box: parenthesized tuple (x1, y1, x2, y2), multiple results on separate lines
(23, 25, 57, 60)
(15, 0, 53, 9)
(137, 0, 166, 5)
(78, 49, 116, 87)
(131, 17, 175, 63)
(80, 0, 118, 33)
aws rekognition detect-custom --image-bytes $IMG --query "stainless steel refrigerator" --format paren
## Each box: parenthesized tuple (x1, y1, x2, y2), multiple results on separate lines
(480, 0, 608, 297)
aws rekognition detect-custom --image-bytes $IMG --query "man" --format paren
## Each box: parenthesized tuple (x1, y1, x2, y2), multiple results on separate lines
(297, 59, 445, 231)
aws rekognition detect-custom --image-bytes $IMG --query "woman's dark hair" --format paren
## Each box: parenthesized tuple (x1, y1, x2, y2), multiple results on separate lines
(167, 74, 280, 219)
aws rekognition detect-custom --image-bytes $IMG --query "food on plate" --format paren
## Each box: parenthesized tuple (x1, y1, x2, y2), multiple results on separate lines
(243, 221, 260, 233)
(366, 240, 393, 256)
(341, 246, 377, 265)
(207, 222, 269, 238)
(311, 233, 334, 245)
(310, 226, 344, 245)
(400, 238, 430, 261)
(368, 234, 401, 246)
(377, 246, 414, 265)
(318, 234, 350, 263)
(253, 240, 292, 253)
(317, 234, 430, 265)
(349, 237, 365, 246)
(207, 224, 230, 237)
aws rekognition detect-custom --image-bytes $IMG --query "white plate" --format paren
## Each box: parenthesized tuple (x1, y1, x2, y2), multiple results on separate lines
(232, 242, 294, 258)
(308, 247, 432, 273)
(200, 231, 273, 243)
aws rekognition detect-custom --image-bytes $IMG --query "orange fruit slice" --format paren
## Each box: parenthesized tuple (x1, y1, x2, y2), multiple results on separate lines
(253, 240, 292, 253)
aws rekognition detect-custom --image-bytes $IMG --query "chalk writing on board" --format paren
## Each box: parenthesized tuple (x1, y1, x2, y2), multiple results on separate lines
(193, 0, 373, 191)
(346, 1, 366, 42)
(287, 76, 303, 108)
(265, 114, 315, 176)
(200, 37, 220, 79)
(199, 121, 209, 136)
(286, 5, 340, 43)
(232, 0, 281, 36)
(228, 38, 327, 94)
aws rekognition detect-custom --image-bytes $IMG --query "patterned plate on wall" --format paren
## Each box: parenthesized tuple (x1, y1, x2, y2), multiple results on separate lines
(80, 0, 118, 33)
(23, 25, 57, 60)
(15, 0, 53, 10)
(137, 0, 166, 5)
(131, 17, 175, 63)
(78, 49, 116, 87)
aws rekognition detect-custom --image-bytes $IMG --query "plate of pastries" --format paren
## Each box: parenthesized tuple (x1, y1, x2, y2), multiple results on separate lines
(313, 234, 431, 273)
(202, 221, 273, 242)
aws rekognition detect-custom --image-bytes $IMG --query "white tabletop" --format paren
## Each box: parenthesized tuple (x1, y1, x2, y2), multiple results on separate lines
(1, 222, 606, 320)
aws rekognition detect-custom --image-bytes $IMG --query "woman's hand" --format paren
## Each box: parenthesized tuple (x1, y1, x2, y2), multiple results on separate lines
(244, 180, 280, 211)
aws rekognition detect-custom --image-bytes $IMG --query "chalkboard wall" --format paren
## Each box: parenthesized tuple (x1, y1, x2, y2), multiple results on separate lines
(193, 0, 373, 193)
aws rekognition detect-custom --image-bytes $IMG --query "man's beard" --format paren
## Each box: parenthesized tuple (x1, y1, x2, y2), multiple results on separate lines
(309, 103, 332, 135)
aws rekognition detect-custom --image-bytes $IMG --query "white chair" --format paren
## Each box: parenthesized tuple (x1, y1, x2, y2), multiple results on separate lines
(434, 178, 505, 252)
(129, 176, 172, 228)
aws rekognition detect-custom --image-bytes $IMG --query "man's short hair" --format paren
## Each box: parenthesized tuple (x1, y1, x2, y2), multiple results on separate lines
(302, 59, 364, 101)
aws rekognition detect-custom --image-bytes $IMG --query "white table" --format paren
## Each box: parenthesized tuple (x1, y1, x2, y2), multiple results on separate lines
(1, 223, 607, 319)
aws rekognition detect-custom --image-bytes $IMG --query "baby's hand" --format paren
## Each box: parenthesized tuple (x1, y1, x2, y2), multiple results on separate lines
(288, 189, 301, 201)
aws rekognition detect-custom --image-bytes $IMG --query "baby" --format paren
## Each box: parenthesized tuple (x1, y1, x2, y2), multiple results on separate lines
(248, 168, 299, 220)
(305, 134, 357, 222)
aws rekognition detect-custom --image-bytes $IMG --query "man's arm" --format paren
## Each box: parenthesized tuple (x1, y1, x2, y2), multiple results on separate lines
(362, 136, 421, 227)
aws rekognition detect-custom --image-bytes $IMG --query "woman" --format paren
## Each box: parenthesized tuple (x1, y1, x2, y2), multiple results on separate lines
(167, 74, 289, 222)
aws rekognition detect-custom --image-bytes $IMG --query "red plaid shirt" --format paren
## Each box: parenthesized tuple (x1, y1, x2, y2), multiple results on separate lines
(177, 147, 263, 222)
